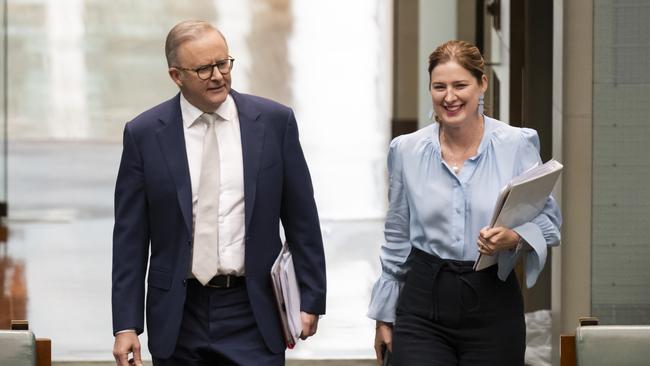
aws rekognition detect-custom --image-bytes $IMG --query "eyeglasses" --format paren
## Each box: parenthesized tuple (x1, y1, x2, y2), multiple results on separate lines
(174, 57, 235, 80)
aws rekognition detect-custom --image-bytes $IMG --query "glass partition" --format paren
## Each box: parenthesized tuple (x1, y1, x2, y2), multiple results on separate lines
(592, 0, 650, 324)
(0, 0, 6, 220)
(6, 0, 391, 360)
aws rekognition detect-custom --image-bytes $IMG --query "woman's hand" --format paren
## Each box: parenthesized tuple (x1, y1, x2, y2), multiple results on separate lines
(477, 226, 520, 255)
(374, 321, 393, 365)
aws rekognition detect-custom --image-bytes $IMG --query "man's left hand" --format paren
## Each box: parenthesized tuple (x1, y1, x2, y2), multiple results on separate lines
(299, 312, 319, 340)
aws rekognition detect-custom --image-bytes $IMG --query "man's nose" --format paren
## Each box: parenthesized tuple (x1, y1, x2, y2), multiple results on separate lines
(210, 66, 223, 81)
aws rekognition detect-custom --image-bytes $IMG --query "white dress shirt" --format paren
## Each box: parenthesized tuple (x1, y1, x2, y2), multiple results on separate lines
(115, 94, 247, 334)
(181, 93, 246, 276)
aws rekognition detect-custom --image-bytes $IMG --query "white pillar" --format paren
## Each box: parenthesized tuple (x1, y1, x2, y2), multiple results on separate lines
(417, 0, 457, 129)
(47, 0, 88, 138)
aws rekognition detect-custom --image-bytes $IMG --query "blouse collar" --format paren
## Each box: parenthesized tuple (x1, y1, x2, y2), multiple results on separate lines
(430, 116, 496, 160)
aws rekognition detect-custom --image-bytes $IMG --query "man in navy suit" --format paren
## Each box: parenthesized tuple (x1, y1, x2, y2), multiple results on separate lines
(111, 20, 326, 365)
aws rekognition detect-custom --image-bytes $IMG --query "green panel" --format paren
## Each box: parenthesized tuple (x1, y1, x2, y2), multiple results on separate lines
(592, 0, 650, 325)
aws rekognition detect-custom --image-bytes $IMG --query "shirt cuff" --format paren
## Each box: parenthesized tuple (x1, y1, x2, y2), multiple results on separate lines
(512, 222, 548, 288)
(115, 329, 137, 335)
(367, 273, 402, 323)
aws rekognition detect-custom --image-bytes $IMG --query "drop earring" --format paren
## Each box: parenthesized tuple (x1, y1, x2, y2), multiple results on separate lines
(428, 108, 441, 123)
(478, 94, 485, 116)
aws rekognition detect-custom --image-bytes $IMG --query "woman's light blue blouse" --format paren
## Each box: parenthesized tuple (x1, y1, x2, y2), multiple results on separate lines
(367, 117, 562, 323)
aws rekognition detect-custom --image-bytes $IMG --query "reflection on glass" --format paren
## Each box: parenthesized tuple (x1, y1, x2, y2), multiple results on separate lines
(7, 0, 391, 360)
(291, 0, 391, 220)
(47, 0, 88, 139)
(0, 0, 6, 215)
(247, 0, 293, 107)
(0, 254, 27, 329)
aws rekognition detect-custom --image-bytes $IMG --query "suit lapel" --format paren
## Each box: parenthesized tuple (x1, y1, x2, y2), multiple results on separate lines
(231, 90, 264, 231)
(156, 94, 193, 234)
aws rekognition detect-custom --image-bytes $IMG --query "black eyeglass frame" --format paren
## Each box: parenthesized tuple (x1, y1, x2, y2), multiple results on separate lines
(173, 57, 235, 80)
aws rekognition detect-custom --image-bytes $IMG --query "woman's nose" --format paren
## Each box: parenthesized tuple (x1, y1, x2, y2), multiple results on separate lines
(444, 88, 456, 102)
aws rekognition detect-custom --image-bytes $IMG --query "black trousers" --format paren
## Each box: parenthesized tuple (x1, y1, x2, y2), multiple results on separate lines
(153, 280, 284, 366)
(392, 248, 525, 366)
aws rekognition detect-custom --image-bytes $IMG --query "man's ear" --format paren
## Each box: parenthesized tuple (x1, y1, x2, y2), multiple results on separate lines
(168, 68, 183, 87)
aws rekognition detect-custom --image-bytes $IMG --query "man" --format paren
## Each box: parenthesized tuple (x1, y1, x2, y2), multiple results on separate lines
(112, 20, 326, 365)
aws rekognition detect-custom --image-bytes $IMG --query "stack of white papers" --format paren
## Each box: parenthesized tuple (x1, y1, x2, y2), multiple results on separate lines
(270, 241, 302, 348)
(474, 159, 563, 271)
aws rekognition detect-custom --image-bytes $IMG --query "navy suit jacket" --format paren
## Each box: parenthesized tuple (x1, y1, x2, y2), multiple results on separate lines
(112, 90, 326, 358)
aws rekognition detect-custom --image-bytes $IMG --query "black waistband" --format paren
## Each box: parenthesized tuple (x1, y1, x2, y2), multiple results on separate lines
(411, 247, 479, 273)
(410, 247, 483, 320)
(189, 275, 245, 289)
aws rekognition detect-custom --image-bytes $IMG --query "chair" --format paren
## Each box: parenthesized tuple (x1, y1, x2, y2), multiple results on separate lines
(0, 320, 51, 366)
(561, 317, 650, 366)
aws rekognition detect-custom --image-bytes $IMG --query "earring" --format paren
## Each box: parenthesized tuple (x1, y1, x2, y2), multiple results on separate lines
(478, 94, 485, 116)
(428, 108, 441, 123)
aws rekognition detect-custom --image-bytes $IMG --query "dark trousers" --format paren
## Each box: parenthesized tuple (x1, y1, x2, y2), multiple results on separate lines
(392, 248, 525, 366)
(153, 280, 284, 366)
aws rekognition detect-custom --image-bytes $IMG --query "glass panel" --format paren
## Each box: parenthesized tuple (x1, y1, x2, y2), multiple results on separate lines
(592, 0, 650, 324)
(6, 0, 391, 360)
(0, 0, 6, 216)
(0, 0, 11, 332)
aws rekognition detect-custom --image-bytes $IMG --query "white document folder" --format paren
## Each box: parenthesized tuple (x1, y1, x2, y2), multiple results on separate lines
(270, 241, 302, 348)
(473, 159, 563, 271)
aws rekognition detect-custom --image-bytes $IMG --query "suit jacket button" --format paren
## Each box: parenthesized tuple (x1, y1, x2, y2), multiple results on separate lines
(183, 279, 187, 286)
(187, 240, 192, 246)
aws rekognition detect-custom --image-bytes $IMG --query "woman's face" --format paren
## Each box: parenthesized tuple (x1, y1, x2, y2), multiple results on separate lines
(430, 61, 488, 127)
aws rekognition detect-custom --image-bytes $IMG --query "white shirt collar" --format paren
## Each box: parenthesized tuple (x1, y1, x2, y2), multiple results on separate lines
(180, 92, 236, 128)
(214, 94, 237, 122)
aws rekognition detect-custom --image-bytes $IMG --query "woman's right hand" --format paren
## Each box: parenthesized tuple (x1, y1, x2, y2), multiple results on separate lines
(374, 320, 393, 365)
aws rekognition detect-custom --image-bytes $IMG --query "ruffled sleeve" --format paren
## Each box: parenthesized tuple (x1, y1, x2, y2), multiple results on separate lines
(497, 128, 562, 288)
(367, 136, 413, 323)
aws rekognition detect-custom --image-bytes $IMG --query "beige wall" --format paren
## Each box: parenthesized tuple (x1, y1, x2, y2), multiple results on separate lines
(393, 0, 418, 122)
(456, 0, 476, 43)
(561, 0, 593, 333)
(551, 0, 594, 363)
(417, 0, 457, 128)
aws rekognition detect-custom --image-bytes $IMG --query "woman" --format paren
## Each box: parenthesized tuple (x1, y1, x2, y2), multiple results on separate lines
(368, 40, 561, 365)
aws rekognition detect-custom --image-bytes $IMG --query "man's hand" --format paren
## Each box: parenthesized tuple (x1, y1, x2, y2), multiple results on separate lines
(299, 311, 319, 340)
(374, 321, 392, 365)
(477, 226, 520, 255)
(113, 332, 143, 366)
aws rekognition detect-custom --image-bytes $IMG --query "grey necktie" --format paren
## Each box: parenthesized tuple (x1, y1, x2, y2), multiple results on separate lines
(192, 113, 221, 285)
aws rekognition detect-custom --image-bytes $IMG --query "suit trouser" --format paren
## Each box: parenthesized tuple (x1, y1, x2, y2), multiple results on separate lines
(153, 280, 284, 366)
(392, 248, 525, 366)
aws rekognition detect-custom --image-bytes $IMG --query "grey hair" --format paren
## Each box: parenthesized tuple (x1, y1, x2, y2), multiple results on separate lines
(165, 20, 227, 67)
